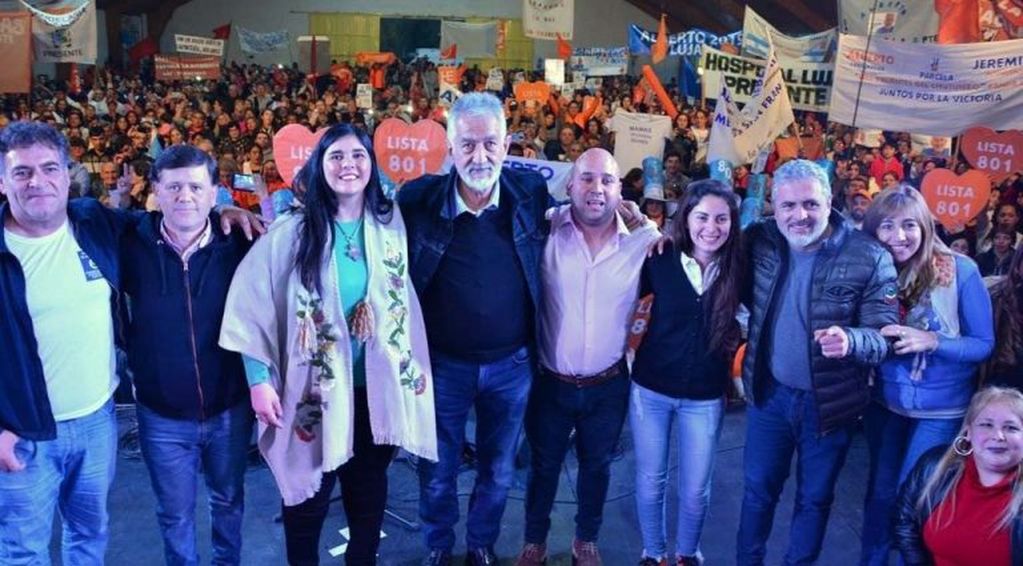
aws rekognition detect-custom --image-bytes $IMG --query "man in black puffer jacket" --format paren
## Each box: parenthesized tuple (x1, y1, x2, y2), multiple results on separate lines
(736, 159, 899, 565)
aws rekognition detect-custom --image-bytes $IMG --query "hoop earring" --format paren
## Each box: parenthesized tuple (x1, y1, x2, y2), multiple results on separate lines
(953, 435, 973, 456)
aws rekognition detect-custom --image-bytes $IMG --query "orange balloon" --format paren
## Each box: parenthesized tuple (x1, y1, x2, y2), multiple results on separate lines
(272, 124, 327, 186)
(919, 168, 991, 231)
(961, 127, 1023, 183)
(373, 118, 448, 183)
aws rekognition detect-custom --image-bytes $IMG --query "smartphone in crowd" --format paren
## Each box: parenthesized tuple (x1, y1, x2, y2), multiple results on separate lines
(232, 173, 260, 192)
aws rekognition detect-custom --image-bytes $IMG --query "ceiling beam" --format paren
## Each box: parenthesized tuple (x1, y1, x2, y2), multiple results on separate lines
(625, 0, 728, 34)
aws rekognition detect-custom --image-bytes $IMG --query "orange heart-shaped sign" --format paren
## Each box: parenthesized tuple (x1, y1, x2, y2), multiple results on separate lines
(920, 168, 991, 231)
(272, 124, 327, 185)
(373, 118, 448, 183)
(961, 127, 1023, 183)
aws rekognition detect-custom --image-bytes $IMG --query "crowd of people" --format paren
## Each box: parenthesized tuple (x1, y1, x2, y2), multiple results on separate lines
(1, 54, 1023, 566)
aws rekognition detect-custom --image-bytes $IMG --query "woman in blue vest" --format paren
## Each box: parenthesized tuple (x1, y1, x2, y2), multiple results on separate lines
(630, 179, 744, 566)
(859, 184, 995, 566)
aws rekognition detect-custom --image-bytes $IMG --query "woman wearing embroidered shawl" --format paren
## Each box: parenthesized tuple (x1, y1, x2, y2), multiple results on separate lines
(858, 184, 994, 566)
(220, 123, 436, 566)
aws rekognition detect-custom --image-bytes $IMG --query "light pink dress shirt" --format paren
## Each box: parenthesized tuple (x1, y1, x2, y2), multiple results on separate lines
(540, 204, 661, 376)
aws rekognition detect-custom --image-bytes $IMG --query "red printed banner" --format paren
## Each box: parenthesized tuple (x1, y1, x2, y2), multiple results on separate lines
(154, 55, 221, 81)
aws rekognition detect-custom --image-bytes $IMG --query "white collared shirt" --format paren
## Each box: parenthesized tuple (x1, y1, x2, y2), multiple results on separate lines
(454, 184, 501, 217)
(160, 218, 213, 263)
(539, 204, 661, 375)
(680, 251, 718, 296)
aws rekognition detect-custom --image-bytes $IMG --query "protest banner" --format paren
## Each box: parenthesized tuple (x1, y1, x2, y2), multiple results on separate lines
(154, 55, 221, 81)
(503, 155, 573, 201)
(373, 119, 448, 184)
(961, 127, 1023, 182)
(27, 0, 97, 64)
(911, 134, 952, 159)
(629, 24, 742, 57)
(608, 110, 674, 173)
(700, 45, 833, 112)
(438, 65, 465, 107)
(545, 58, 565, 86)
(742, 6, 836, 62)
(486, 68, 505, 91)
(514, 81, 552, 105)
(920, 168, 991, 231)
(708, 47, 796, 166)
(0, 13, 32, 93)
(272, 124, 327, 185)
(175, 34, 224, 57)
(356, 83, 373, 109)
(839, 0, 940, 44)
(237, 27, 289, 54)
(569, 46, 628, 76)
(829, 34, 1023, 135)
(523, 0, 573, 40)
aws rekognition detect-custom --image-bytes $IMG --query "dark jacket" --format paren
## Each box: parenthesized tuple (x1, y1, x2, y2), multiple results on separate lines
(742, 210, 899, 433)
(632, 242, 731, 400)
(120, 212, 251, 420)
(398, 168, 552, 344)
(895, 446, 1023, 565)
(0, 199, 129, 441)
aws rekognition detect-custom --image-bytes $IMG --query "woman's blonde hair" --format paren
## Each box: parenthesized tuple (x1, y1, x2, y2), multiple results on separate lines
(918, 387, 1023, 531)
(862, 184, 952, 307)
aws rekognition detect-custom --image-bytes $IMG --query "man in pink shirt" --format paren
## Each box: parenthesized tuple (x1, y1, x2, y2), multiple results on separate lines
(869, 142, 903, 187)
(516, 148, 661, 566)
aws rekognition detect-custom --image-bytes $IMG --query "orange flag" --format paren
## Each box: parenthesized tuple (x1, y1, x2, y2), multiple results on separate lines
(936, 0, 981, 43)
(556, 33, 572, 60)
(652, 14, 668, 64)
(440, 43, 457, 60)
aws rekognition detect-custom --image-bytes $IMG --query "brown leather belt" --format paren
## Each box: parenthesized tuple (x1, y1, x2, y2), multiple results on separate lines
(541, 358, 627, 388)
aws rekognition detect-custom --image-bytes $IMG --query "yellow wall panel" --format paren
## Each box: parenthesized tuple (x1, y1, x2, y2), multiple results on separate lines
(309, 13, 380, 62)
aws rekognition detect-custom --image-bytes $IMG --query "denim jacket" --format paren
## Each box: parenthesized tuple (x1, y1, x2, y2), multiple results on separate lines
(0, 199, 130, 441)
(397, 168, 552, 343)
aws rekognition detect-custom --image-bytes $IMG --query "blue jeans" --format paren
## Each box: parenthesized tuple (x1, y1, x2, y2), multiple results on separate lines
(523, 371, 630, 544)
(0, 398, 117, 566)
(860, 402, 961, 566)
(419, 346, 534, 551)
(137, 401, 254, 566)
(737, 380, 855, 566)
(630, 383, 723, 560)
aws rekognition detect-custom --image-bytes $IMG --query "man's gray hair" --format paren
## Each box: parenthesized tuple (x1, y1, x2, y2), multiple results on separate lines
(446, 92, 507, 144)
(0, 121, 69, 177)
(774, 158, 832, 201)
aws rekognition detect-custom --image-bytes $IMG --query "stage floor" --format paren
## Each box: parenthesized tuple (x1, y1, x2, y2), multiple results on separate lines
(93, 405, 869, 565)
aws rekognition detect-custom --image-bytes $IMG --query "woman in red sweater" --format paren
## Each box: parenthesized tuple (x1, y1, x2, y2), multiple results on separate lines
(894, 387, 1023, 565)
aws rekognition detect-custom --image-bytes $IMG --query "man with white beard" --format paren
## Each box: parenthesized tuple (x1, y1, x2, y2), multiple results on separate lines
(736, 159, 898, 565)
(398, 93, 553, 566)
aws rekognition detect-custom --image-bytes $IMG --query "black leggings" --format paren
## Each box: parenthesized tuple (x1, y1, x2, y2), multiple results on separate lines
(281, 387, 396, 566)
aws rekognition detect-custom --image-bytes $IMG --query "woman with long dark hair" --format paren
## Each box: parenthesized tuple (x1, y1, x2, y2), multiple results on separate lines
(859, 185, 994, 566)
(630, 180, 744, 566)
(220, 123, 437, 565)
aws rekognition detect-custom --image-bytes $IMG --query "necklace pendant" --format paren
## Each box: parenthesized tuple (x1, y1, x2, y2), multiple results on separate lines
(346, 243, 361, 261)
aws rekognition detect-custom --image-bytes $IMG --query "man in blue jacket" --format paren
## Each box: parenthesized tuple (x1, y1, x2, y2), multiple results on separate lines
(119, 145, 253, 565)
(0, 121, 260, 564)
(400, 92, 552, 566)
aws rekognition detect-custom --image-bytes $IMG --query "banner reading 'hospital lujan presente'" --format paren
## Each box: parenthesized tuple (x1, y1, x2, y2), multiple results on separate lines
(700, 45, 834, 112)
(828, 34, 1023, 135)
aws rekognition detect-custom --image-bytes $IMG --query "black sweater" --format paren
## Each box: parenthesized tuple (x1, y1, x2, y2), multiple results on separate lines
(631, 243, 729, 400)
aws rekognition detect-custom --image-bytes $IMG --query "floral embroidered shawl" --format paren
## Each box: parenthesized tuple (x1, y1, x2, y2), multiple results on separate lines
(220, 208, 437, 506)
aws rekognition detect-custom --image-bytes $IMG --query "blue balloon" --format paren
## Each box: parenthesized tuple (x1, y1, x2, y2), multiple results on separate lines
(709, 160, 734, 184)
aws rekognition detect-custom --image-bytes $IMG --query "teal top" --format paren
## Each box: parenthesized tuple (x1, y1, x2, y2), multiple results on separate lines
(243, 217, 369, 388)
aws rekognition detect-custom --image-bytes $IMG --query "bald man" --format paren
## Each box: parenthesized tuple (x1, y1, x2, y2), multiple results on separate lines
(517, 149, 661, 566)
